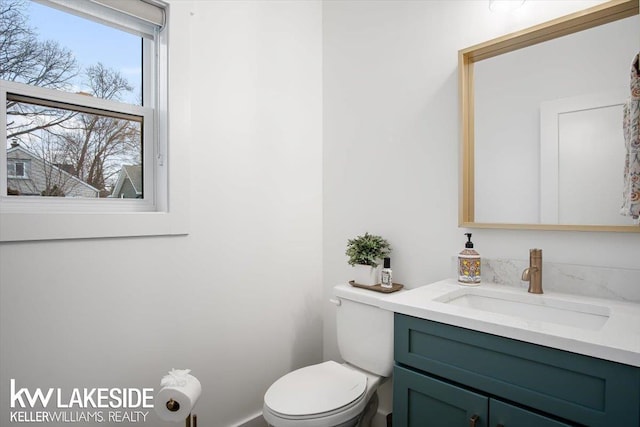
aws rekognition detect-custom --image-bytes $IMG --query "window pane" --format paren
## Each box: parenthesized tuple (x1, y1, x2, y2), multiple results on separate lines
(15, 161, 24, 177)
(6, 97, 142, 198)
(1, 0, 142, 105)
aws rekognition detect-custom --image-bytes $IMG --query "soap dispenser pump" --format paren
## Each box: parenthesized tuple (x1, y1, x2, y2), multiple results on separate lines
(458, 233, 481, 286)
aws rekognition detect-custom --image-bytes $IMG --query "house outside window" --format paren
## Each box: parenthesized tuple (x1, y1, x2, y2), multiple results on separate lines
(0, 0, 186, 242)
(7, 141, 99, 197)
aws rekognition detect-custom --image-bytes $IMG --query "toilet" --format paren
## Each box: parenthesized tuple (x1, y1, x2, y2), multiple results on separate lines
(263, 284, 397, 427)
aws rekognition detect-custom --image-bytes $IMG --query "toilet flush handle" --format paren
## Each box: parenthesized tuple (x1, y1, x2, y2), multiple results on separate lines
(329, 298, 341, 306)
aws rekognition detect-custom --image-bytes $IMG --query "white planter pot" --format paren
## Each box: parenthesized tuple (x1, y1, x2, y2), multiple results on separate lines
(352, 264, 381, 286)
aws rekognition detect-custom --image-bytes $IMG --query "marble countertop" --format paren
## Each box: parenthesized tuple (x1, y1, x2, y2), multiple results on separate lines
(379, 279, 640, 367)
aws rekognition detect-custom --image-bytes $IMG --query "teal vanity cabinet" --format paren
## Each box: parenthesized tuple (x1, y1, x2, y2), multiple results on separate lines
(393, 314, 640, 427)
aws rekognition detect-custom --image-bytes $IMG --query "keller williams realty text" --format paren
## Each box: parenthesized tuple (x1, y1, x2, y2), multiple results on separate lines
(9, 379, 153, 423)
(10, 410, 149, 423)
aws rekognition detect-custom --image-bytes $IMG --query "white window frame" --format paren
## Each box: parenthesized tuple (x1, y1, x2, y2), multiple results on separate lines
(0, 0, 188, 242)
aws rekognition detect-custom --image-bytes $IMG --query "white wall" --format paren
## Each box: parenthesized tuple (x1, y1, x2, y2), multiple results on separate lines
(0, 1, 323, 426)
(322, 0, 638, 362)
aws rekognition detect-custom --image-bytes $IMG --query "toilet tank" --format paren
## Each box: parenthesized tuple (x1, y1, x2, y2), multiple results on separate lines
(333, 284, 396, 377)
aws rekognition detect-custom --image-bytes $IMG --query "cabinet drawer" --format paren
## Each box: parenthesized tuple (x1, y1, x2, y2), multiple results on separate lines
(394, 313, 640, 427)
(393, 364, 488, 427)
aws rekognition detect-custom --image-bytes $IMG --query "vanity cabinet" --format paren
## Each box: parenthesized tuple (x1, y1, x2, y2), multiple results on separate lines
(392, 314, 640, 427)
(394, 365, 569, 427)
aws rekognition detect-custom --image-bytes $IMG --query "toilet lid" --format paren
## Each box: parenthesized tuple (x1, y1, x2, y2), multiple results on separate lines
(264, 361, 367, 417)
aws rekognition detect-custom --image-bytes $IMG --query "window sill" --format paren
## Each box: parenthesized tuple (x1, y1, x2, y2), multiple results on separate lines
(0, 210, 188, 242)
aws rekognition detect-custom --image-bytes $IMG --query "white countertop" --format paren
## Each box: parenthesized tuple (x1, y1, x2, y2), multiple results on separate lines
(379, 279, 640, 367)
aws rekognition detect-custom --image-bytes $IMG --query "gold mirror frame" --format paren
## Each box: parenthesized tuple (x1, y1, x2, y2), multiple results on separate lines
(459, 0, 640, 232)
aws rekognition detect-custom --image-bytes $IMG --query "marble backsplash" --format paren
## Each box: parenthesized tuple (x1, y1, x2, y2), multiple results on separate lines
(452, 257, 640, 303)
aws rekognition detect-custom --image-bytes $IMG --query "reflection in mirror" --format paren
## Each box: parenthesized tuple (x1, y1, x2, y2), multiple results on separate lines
(460, 0, 640, 231)
(540, 91, 627, 225)
(474, 15, 637, 225)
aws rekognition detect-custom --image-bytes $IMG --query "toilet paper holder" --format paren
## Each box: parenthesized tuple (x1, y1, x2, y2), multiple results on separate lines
(166, 399, 198, 427)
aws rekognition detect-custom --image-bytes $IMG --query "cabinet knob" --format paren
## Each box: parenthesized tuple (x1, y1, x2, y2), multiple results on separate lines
(469, 414, 480, 427)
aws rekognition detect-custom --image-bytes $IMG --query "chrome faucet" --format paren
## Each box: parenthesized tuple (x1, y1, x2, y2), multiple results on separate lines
(521, 249, 543, 294)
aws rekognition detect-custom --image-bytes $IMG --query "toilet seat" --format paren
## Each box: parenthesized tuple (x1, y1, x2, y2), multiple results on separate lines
(264, 361, 367, 417)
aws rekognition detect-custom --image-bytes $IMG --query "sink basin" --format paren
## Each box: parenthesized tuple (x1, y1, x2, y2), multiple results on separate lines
(435, 288, 610, 330)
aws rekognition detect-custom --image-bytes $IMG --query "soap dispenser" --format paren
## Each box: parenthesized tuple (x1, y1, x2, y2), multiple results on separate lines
(458, 233, 481, 286)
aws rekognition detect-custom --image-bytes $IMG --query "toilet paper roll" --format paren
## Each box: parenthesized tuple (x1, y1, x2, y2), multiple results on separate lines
(155, 370, 202, 422)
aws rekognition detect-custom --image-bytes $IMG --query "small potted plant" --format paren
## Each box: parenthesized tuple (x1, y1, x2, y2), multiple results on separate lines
(346, 232, 391, 286)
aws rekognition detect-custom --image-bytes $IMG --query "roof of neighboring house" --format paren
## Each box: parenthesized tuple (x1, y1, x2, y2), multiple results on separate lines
(6, 145, 100, 194)
(111, 165, 142, 197)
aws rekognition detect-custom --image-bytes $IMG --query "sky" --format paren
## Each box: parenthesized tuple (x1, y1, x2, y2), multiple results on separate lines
(25, 1, 142, 104)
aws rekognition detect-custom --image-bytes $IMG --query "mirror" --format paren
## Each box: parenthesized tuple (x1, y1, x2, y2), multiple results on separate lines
(459, 0, 640, 232)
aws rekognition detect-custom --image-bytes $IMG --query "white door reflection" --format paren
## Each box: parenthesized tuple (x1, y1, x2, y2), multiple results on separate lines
(540, 91, 632, 225)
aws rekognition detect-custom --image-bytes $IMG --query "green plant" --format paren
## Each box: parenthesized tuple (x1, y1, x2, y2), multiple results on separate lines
(345, 232, 391, 267)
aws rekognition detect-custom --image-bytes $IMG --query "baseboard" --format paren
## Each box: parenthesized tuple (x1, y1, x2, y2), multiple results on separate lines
(236, 406, 390, 427)
(234, 411, 268, 427)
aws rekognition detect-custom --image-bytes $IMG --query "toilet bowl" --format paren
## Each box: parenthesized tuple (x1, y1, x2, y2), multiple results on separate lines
(263, 361, 382, 427)
(263, 284, 398, 427)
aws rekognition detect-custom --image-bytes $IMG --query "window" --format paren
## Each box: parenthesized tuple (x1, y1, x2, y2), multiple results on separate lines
(5, 90, 150, 198)
(0, 0, 186, 241)
(8, 161, 27, 178)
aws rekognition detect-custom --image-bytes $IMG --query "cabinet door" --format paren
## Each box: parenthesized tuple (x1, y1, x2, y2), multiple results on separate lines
(490, 399, 572, 427)
(394, 365, 488, 427)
